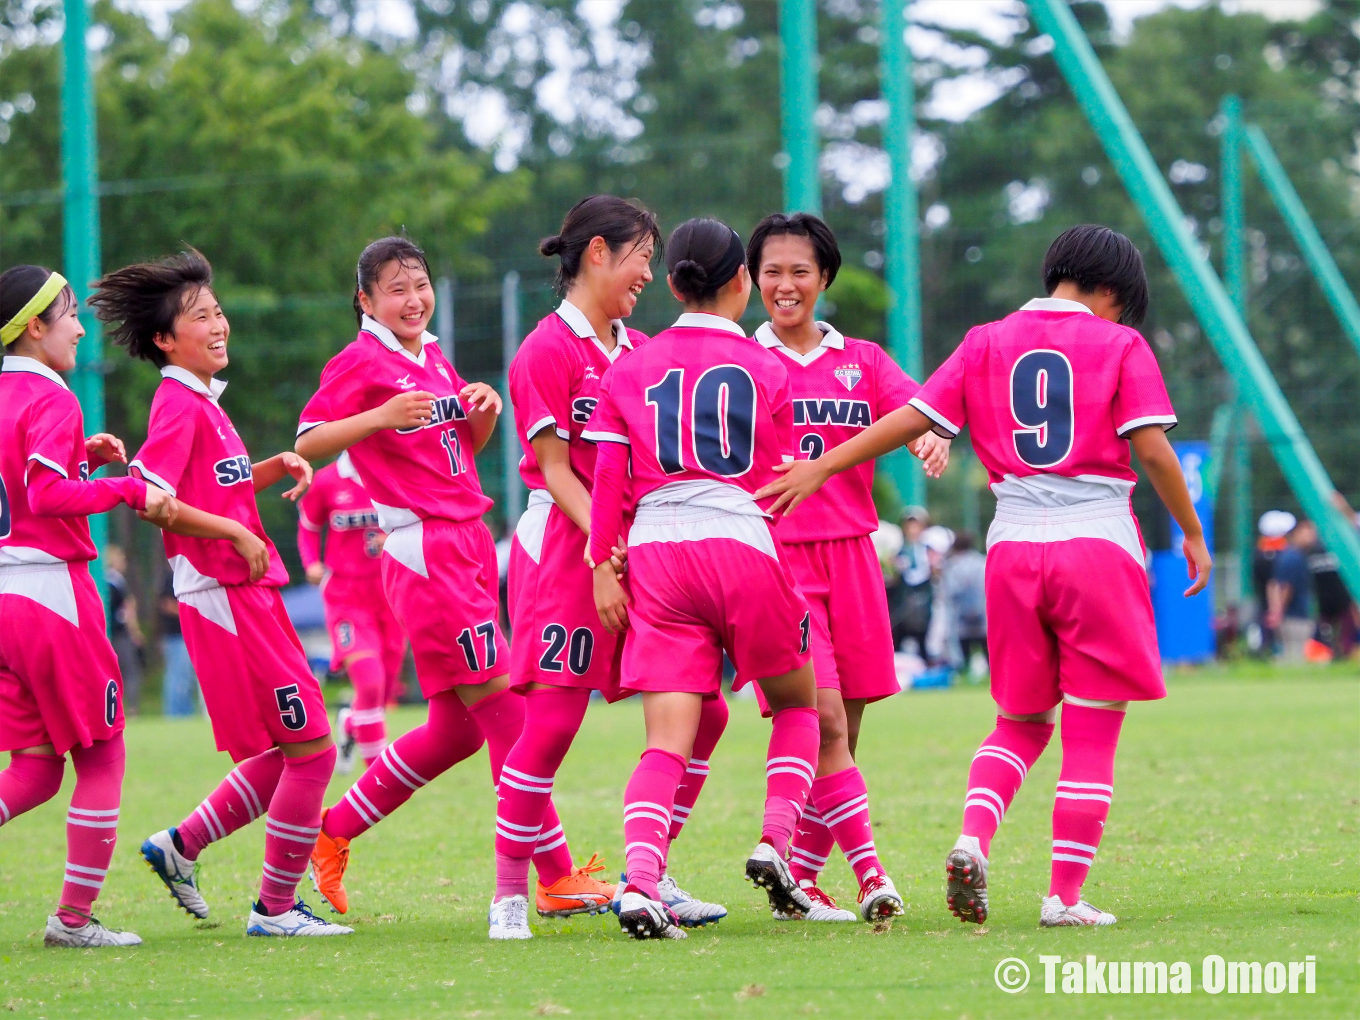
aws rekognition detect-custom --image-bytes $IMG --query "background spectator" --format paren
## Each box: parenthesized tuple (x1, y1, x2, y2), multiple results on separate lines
(941, 531, 988, 676)
(158, 571, 199, 716)
(1266, 519, 1316, 663)
(104, 544, 144, 715)
(1252, 510, 1295, 657)
(890, 506, 934, 659)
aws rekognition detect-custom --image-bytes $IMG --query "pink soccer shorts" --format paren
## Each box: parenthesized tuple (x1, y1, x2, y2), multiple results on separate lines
(621, 530, 811, 696)
(179, 583, 331, 762)
(985, 537, 1166, 716)
(0, 562, 124, 755)
(323, 582, 407, 678)
(509, 503, 625, 699)
(755, 534, 899, 717)
(381, 517, 509, 697)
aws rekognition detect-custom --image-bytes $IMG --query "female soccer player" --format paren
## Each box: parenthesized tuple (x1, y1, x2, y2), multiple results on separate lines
(297, 450, 407, 771)
(498, 196, 724, 927)
(746, 212, 950, 922)
(296, 236, 598, 941)
(758, 224, 1212, 928)
(585, 217, 821, 940)
(90, 251, 352, 938)
(0, 266, 176, 947)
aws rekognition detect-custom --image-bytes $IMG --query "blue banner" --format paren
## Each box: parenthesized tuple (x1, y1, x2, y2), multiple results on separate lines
(1151, 440, 1215, 663)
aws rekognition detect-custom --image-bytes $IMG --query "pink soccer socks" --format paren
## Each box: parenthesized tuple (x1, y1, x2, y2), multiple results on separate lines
(258, 745, 336, 916)
(667, 694, 728, 847)
(961, 716, 1054, 857)
(344, 655, 388, 766)
(0, 751, 64, 827)
(1049, 704, 1125, 907)
(177, 747, 285, 859)
(493, 686, 590, 899)
(57, 735, 125, 927)
(622, 749, 687, 900)
(807, 767, 881, 884)
(762, 707, 819, 856)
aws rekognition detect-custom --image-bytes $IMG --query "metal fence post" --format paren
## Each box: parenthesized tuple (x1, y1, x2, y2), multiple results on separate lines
(501, 271, 524, 531)
(880, 0, 925, 508)
(778, 0, 820, 215)
(436, 275, 455, 365)
(1030, 0, 1360, 599)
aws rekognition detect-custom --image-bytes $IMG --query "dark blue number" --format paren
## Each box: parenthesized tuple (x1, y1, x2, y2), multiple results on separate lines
(693, 366, 756, 476)
(645, 369, 684, 474)
(458, 621, 499, 671)
(539, 624, 567, 672)
(0, 474, 9, 539)
(274, 683, 308, 731)
(798, 612, 811, 655)
(567, 628, 594, 676)
(440, 429, 464, 476)
(104, 680, 119, 726)
(799, 432, 825, 460)
(1010, 350, 1074, 468)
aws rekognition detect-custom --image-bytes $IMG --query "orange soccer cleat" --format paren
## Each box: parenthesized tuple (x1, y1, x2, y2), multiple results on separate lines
(535, 853, 616, 918)
(308, 812, 351, 915)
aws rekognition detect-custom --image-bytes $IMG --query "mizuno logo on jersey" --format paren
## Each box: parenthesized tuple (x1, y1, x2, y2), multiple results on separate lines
(395, 394, 466, 434)
(329, 510, 381, 530)
(792, 398, 872, 428)
(213, 454, 254, 486)
(395, 374, 415, 390)
(834, 364, 863, 391)
(571, 397, 597, 423)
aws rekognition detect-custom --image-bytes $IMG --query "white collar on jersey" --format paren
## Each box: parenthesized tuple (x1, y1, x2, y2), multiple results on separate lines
(555, 299, 633, 362)
(336, 449, 362, 483)
(754, 320, 845, 366)
(672, 312, 746, 337)
(1020, 297, 1096, 315)
(361, 313, 438, 368)
(1, 355, 69, 390)
(161, 364, 228, 402)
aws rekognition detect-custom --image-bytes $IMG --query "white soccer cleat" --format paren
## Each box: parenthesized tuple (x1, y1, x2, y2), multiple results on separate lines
(334, 706, 357, 775)
(745, 841, 813, 919)
(945, 835, 988, 924)
(141, 828, 209, 919)
(246, 899, 354, 936)
(44, 915, 142, 948)
(617, 890, 687, 940)
(858, 871, 905, 922)
(487, 894, 533, 940)
(656, 873, 727, 927)
(1039, 895, 1117, 927)
(773, 881, 856, 921)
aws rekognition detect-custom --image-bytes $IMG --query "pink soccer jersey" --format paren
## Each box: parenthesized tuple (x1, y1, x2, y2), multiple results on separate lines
(754, 322, 918, 542)
(296, 316, 492, 530)
(130, 366, 289, 593)
(583, 313, 795, 515)
(0, 357, 145, 565)
(296, 453, 383, 595)
(510, 300, 648, 490)
(910, 298, 1176, 493)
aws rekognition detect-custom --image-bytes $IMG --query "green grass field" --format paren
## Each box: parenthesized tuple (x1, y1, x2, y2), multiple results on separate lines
(1, 666, 1356, 1019)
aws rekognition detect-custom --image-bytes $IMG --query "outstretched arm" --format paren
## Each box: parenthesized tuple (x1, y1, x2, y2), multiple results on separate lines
(296, 391, 437, 461)
(757, 405, 938, 515)
(1129, 424, 1212, 597)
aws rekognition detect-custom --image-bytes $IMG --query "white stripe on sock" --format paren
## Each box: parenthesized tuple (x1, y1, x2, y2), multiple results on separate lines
(535, 833, 567, 854)
(348, 786, 386, 823)
(65, 815, 118, 829)
(1053, 839, 1099, 854)
(973, 747, 1028, 780)
(226, 770, 263, 820)
(64, 862, 108, 877)
(502, 765, 555, 786)
(1056, 780, 1114, 792)
(1051, 852, 1095, 865)
(265, 824, 320, 845)
(383, 745, 430, 788)
(200, 801, 226, 842)
(499, 776, 554, 794)
(495, 826, 543, 843)
(61, 873, 105, 889)
(623, 840, 665, 862)
(963, 798, 1002, 825)
(343, 788, 378, 827)
(1054, 791, 1112, 804)
(819, 794, 869, 828)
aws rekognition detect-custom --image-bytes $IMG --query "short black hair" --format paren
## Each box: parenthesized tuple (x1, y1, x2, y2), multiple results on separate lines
(1042, 224, 1149, 327)
(540, 195, 662, 296)
(665, 217, 746, 305)
(745, 212, 842, 287)
(354, 236, 431, 327)
(90, 249, 215, 367)
(0, 265, 76, 342)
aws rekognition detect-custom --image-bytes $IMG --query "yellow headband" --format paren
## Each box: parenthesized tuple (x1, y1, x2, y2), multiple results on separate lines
(1, 272, 70, 346)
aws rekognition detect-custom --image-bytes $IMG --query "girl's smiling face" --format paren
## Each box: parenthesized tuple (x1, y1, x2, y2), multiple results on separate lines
(359, 259, 435, 343)
(757, 233, 827, 331)
(597, 235, 655, 320)
(12, 289, 84, 373)
(155, 286, 230, 379)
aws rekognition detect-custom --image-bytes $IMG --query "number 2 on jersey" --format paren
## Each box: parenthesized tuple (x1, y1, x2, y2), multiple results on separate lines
(0, 474, 9, 540)
(1009, 349, 1073, 468)
(645, 365, 757, 477)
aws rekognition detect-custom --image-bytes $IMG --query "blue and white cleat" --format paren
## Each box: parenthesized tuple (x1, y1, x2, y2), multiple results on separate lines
(1039, 895, 1116, 927)
(246, 899, 353, 936)
(142, 828, 209, 919)
(487, 894, 533, 940)
(44, 915, 142, 948)
(657, 873, 726, 927)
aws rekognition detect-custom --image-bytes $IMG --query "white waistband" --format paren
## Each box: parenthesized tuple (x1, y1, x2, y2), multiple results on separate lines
(992, 497, 1132, 525)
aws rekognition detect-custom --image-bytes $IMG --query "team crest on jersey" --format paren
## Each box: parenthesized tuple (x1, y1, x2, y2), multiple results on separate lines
(436, 362, 450, 382)
(834, 364, 863, 391)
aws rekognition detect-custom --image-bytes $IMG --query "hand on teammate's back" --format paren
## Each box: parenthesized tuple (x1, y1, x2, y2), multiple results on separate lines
(375, 390, 436, 431)
(756, 458, 831, 516)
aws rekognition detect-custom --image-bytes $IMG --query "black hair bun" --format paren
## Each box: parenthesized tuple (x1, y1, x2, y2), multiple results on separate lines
(670, 258, 708, 290)
(539, 235, 564, 257)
